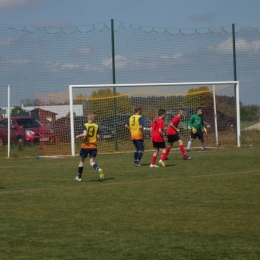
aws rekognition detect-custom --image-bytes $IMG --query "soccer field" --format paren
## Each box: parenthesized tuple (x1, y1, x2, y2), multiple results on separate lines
(1, 146, 260, 260)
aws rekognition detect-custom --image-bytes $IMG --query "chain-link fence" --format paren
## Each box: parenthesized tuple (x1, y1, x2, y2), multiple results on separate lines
(0, 21, 259, 157)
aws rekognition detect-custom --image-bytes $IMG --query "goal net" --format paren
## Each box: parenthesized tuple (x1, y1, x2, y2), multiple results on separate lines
(36, 81, 240, 156)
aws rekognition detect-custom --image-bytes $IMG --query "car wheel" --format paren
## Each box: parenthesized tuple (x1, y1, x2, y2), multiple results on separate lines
(226, 122, 235, 131)
(18, 136, 26, 146)
(27, 140, 34, 146)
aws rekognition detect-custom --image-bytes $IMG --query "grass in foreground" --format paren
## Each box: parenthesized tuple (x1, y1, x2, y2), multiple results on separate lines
(1, 145, 260, 260)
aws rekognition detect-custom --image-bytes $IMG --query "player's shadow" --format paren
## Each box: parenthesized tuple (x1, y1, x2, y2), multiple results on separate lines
(196, 149, 210, 152)
(165, 164, 177, 167)
(142, 163, 177, 167)
(0, 187, 5, 189)
(89, 177, 115, 182)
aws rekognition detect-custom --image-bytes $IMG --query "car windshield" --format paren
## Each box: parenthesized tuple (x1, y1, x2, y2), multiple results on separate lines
(165, 113, 175, 124)
(142, 117, 152, 125)
(16, 118, 42, 128)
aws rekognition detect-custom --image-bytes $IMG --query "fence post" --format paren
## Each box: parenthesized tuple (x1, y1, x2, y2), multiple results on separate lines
(111, 19, 118, 151)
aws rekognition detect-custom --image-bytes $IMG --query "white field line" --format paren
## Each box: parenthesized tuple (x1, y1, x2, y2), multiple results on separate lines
(1, 169, 259, 195)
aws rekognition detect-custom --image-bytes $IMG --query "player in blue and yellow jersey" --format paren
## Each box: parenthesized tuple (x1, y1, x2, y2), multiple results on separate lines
(125, 105, 144, 166)
(75, 111, 104, 181)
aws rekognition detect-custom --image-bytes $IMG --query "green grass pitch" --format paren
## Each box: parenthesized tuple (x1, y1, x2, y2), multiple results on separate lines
(1, 145, 260, 260)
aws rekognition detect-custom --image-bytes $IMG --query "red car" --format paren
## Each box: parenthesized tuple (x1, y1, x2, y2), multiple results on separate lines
(0, 116, 55, 145)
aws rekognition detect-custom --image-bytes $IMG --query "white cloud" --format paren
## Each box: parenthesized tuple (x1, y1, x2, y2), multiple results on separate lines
(0, 0, 42, 10)
(72, 47, 91, 56)
(44, 61, 80, 72)
(236, 39, 260, 52)
(102, 54, 181, 71)
(83, 64, 103, 72)
(161, 53, 183, 59)
(10, 59, 31, 65)
(44, 60, 105, 73)
(0, 37, 14, 46)
(210, 38, 260, 53)
(102, 55, 127, 69)
(77, 48, 90, 55)
(61, 63, 80, 70)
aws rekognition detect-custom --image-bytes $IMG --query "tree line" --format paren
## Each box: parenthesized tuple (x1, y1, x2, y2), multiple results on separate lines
(10, 87, 259, 122)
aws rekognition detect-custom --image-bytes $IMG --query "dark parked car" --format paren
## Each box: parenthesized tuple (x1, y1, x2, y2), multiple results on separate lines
(101, 114, 152, 139)
(165, 106, 235, 133)
(0, 116, 55, 145)
(52, 116, 114, 143)
(201, 106, 236, 131)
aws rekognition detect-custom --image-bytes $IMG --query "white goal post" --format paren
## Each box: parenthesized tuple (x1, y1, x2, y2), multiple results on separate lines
(69, 81, 240, 157)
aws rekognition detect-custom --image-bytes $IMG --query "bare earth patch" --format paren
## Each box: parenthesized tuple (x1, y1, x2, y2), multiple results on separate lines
(244, 122, 260, 131)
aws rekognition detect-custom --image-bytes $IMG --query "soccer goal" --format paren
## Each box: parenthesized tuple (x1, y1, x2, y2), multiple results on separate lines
(2, 81, 240, 158)
(68, 81, 240, 157)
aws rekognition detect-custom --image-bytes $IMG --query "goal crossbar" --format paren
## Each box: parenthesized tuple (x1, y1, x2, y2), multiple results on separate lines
(69, 81, 239, 88)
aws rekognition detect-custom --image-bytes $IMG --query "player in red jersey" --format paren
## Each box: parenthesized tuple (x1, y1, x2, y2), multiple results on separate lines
(166, 108, 191, 160)
(150, 109, 167, 167)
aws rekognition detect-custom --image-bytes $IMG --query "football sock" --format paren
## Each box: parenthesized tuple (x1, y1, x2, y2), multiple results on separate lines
(179, 144, 187, 158)
(78, 165, 83, 178)
(92, 163, 100, 171)
(160, 152, 167, 161)
(187, 140, 193, 150)
(201, 142, 205, 149)
(166, 147, 171, 156)
(137, 151, 144, 162)
(151, 155, 157, 165)
(134, 151, 139, 163)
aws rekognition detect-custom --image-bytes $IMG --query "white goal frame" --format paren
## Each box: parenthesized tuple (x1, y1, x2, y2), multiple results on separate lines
(69, 81, 240, 157)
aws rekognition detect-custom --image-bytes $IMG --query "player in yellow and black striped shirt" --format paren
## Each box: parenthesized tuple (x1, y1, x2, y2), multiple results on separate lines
(75, 111, 104, 181)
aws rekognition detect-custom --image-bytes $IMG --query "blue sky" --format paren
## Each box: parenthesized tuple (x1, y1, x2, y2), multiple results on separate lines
(0, 0, 259, 29)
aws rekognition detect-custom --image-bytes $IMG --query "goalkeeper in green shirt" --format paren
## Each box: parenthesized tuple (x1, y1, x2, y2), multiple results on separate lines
(186, 107, 207, 151)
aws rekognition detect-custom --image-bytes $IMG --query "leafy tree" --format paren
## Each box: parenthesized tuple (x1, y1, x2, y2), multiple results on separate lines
(89, 88, 132, 120)
(240, 106, 251, 121)
(46, 99, 59, 106)
(11, 106, 25, 116)
(183, 86, 213, 107)
(240, 104, 260, 121)
(73, 94, 88, 105)
(66, 111, 76, 117)
(21, 98, 38, 106)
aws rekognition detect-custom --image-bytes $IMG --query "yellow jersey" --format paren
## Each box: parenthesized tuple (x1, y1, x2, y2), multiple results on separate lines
(81, 122, 99, 149)
(129, 115, 143, 140)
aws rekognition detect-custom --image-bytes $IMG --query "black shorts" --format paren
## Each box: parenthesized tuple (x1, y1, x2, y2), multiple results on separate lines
(153, 142, 166, 149)
(133, 139, 145, 150)
(167, 134, 180, 143)
(80, 148, 97, 158)
(190, 129, 204, 140)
